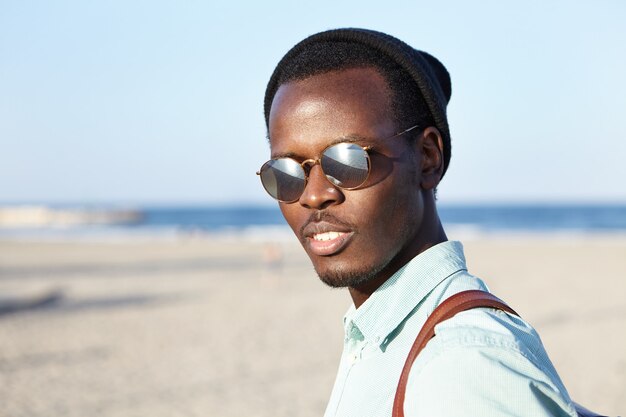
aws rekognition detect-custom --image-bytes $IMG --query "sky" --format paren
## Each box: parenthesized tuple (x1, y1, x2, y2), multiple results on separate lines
(1, 0, 625, 206)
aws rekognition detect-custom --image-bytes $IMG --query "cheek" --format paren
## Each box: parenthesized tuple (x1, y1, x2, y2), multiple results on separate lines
(358, 178, 423, 240)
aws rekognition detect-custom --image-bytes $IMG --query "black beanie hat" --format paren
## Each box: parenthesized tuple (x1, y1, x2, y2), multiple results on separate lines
(264, 28, 453, 178)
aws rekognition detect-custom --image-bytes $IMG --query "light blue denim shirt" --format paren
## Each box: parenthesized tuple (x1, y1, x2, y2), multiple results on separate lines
(323, 241, 577, 417)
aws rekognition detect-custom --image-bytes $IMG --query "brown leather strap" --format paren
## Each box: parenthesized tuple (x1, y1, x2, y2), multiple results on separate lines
(392, 290, 519, 417)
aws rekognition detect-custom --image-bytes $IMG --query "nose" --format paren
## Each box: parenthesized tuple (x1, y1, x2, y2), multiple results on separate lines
(298, 164, 344, 209)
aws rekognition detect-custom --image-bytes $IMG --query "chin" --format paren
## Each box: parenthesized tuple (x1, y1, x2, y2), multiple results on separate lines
(314, 260, 388, 289)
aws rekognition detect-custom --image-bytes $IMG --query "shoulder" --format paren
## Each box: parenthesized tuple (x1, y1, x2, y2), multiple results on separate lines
(404, 308, 577, 417)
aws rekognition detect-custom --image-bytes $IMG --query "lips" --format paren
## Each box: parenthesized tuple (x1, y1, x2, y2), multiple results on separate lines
(302, 220, 355, 256)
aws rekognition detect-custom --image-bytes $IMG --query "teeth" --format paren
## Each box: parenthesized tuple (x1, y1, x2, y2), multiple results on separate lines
(313, 232, 343, 241)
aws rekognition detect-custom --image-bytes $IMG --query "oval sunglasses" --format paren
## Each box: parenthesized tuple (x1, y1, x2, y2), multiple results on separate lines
(257, 125, 420, 203)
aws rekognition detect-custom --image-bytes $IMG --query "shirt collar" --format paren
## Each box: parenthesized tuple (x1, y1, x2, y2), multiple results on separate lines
(344, 241, 468, 346)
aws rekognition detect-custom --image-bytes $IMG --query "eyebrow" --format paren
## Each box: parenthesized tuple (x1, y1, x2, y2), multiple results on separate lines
(270, 134, 373, 159)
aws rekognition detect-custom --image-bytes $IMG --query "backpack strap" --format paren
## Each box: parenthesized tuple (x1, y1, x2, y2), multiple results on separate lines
(392, 290, 519, 417)
(391, 290, 607, 417)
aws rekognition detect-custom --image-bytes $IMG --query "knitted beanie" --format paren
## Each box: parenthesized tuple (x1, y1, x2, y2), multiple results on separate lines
(264, 28, 453, 178)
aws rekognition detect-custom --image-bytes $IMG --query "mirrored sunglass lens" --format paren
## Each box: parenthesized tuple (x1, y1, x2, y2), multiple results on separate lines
(260, 159, 305, 201)
(321, 143, 369, 188)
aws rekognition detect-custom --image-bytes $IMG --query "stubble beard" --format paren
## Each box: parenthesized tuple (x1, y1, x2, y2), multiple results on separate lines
(311, 230, 412, 289)
(314, 257, 392, 289)
(311, 209, 421, 290)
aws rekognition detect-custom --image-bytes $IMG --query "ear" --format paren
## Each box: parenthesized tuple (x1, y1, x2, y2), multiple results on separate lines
(418, 127, 444, 190)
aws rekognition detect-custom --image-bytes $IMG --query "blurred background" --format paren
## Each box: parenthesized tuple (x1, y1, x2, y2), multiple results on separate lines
(1, 1, 624, 416)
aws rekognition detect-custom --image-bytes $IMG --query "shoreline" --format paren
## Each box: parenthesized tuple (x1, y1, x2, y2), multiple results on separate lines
(2, 224, 626, 243)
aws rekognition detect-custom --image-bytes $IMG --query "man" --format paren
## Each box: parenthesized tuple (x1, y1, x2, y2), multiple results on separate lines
(258, 28, 577, 416)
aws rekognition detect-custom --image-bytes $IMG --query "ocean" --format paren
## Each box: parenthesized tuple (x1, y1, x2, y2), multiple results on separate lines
(140, 204, 626, 232)
(1, 204, 624, 239)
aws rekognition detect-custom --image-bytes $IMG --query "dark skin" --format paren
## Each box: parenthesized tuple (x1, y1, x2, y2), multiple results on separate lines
(268, 67, 447, 308)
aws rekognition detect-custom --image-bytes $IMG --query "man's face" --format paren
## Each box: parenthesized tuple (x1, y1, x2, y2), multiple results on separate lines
(268, 67, 427, 288)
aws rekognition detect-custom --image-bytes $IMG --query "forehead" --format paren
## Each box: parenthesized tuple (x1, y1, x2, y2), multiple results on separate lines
(268, 67, 397, 155)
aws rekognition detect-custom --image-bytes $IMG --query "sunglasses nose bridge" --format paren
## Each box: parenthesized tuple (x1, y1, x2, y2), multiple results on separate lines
(297, 158, 344, 209)
(300, 158, 320, 178)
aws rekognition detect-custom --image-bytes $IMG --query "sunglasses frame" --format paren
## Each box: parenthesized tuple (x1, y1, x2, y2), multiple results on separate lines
(257, 124, 420, 203)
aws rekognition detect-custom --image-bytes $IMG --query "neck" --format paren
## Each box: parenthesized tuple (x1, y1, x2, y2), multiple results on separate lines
(348, 209, 447, 309)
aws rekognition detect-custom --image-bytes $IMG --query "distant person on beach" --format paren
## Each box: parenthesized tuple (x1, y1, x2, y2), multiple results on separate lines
(257, 29, 580, 416)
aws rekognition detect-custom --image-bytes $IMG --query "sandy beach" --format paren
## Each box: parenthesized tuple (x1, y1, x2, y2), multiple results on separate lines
(0, 234, 624, 416)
